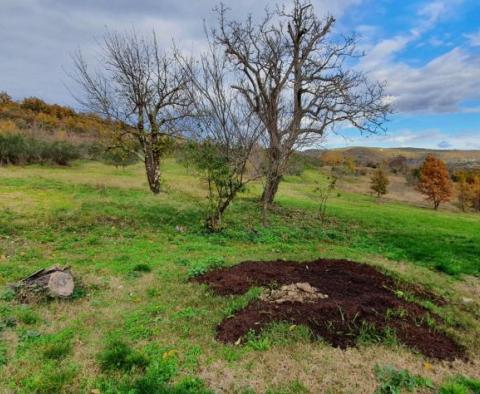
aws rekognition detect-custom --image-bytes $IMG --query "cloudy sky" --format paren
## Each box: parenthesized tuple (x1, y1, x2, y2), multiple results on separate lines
(1, 0, 479, 149)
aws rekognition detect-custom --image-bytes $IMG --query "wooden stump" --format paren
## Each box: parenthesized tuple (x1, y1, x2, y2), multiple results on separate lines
(14, 266, 75, 301)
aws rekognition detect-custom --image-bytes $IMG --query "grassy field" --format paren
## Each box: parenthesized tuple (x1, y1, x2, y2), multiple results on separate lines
(0, 160, 479, 393)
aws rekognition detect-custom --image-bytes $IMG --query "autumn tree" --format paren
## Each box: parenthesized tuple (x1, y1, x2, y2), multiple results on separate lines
(72, 30, 191, 194)
(213, 0, 390, 209)
(370, 168, 389, 198)
(469, 176, 480, 212)
(416, 154, 453, 210)
(456, 173, 473, 212)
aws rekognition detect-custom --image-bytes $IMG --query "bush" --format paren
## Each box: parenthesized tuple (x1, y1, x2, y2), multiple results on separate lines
(0, 133, 79, 166)
(102, 147, 139, 168)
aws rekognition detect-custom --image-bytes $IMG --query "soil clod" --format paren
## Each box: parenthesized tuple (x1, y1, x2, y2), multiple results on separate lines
(194, 259, 465, 361)
(259, 282, 328, 304)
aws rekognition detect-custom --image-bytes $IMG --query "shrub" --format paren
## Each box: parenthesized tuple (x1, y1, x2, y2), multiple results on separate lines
(41, 140, 80, 165)
(370, 168, 389, 198)
(0, 133, 79, 166)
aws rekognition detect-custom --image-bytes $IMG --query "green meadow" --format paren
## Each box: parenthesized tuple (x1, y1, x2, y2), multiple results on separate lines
(0, 160, 479, 393)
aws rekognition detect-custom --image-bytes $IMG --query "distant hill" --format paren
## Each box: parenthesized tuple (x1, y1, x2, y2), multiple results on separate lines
(303, 146, 480, 169)
(0, 91, 113, 143)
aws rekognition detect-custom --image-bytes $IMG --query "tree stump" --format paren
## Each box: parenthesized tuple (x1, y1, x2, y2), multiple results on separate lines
(14, 266, 75, 301)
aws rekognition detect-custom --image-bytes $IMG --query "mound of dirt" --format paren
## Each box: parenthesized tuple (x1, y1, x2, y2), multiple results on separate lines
(194, 259, 465, 361)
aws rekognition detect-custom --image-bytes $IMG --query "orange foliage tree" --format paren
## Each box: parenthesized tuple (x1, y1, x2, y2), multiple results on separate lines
(416, 154, 453, 210)
(370, 167, 389, 198)
(470, 176, 480, 212)
(456, 173, 473, 212)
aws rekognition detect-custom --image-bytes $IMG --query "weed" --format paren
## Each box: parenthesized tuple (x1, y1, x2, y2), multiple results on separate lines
(357, 321, 383, 345)
(245, 330, 270, 351)
(374, 364, 434, 394)
(385, 308, 407, 321)
(357, 322, 398, 347)
(187, 256, 225, 278)
(223, 287, 262, 317)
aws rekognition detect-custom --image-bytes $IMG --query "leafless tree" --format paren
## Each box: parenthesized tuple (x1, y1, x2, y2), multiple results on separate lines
(213, 0, 390, 207)
(179, 43, 262, 230)
(72, 30, 191, 194)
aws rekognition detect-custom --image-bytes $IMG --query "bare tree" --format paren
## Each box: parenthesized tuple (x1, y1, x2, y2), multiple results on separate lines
(213, 0, 390, 207)
(179, 44, 262, 230)
(72, 30, 191, 193)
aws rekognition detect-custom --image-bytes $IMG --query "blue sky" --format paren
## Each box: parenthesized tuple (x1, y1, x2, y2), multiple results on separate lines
(324, 0, 480, 149)
(0, 0, 479, 149)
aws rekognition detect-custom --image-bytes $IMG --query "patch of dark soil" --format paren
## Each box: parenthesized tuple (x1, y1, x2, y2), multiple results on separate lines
(194, 259, 465, 361)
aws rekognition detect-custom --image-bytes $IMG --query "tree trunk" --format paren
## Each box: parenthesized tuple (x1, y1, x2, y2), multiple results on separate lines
(206, 192, 237, 231)
(261, 143, 284, 205)
(262, 173, 282, 205)
(144, 145, 161, 194)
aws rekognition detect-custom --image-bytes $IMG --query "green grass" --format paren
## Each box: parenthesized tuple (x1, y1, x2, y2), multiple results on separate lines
(0, 160, 479, 392)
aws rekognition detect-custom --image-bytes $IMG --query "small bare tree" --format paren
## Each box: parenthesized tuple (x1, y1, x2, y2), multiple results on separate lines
(213, 0, 390, 208)
(179, 44, 262, 230)
(72, 30, 191, 194)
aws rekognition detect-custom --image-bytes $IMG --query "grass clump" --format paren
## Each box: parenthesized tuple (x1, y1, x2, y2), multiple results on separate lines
(16, 306, 40, 325)
(374, 364, 434, 394)
(266, 379, 310, 394)
(223, 287, 262, 317)
(132, 263, 152, 273)
(35, 329, 74, 361)
(21, 361, 78, 393)
(439, 375, 480, 394)
(357, 322, 398, 347)
(98, 339, 149, 371)
(97, 354, 212, 394)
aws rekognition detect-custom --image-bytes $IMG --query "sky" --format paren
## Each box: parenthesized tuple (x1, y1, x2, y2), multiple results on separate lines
(0, 0, 479, 150)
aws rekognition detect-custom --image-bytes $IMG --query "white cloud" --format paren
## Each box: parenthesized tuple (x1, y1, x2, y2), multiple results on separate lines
(323, 129, 480, 150)
(359, 0, 480, 114)
(0, 0, 364, 106)
(465, 30, 480, 47)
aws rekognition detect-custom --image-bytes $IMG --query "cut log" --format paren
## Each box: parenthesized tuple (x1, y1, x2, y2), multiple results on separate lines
(15, 266, 75, 300)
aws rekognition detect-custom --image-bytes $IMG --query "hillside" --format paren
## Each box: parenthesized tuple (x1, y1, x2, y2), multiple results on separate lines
(0, 92, 112, 143)
(305, 146, 480, 168)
